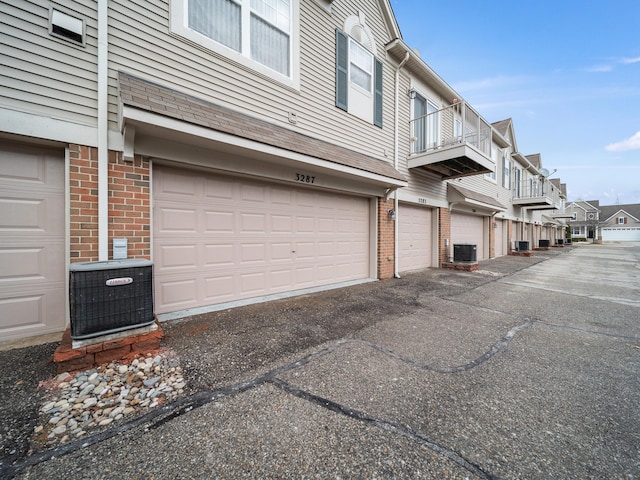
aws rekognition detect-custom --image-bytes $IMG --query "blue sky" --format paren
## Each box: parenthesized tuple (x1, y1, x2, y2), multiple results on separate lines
(391, 0, 640, 204)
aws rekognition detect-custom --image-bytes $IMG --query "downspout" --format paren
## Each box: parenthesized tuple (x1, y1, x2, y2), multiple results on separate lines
(393, 51, 410, 278)
(97, 0, 109, 260)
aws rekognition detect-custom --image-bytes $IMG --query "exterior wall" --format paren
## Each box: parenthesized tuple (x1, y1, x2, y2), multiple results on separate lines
(69, 145, 98, 262)
(107, 0, 396, 163)
(377, 198, 395, 279)
(438, 208, 451, 266)
(108, 152, 151, 259)
(70, 146, 152, 262)
(0, 1, 99, 138)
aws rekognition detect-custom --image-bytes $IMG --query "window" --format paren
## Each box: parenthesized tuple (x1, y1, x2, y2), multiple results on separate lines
(485, 147, 498, 181)
(171, 0, 298, 85)
(618, 216, 627, 224)
(572, 226, 582, 236)
(412, 94, 439, 153)
(335, 16, 382, 127)
(502, 154, 511, 189)
(513, 167, 521, 197)
(349, 39, 372, 92)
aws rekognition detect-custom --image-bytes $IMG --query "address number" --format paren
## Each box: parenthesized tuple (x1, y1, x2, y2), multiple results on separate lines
(295, 173, 315, 184)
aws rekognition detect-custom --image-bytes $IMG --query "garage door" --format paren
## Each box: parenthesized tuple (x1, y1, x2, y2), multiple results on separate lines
(451, 213, 485, 260)
(399, 204, 432, 272)
(153, 166, 370, 314)
(0, 143, 66, 341)
(602, 227, 640, 242)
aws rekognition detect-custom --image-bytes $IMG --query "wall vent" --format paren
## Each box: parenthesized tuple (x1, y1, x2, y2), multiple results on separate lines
(50, 9, 85, 45)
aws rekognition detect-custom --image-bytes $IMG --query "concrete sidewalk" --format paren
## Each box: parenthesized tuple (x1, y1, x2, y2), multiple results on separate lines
(1, 244, 639, 479)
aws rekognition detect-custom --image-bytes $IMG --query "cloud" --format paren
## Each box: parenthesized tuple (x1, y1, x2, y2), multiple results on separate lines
(585, 65, 612, 73)
(621, 56, 640, 64)
(605, 131, 640, 152)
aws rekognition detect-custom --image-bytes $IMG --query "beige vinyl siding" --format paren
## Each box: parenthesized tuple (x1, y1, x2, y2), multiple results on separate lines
(395, 73, 447, 205)
(0, 0, 98, 126)
(107, 0, 396, 164)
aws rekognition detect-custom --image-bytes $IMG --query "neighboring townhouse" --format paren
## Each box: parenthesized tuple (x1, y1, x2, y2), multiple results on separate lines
(566, 200, 601, 240)
(0, 0, 412, 341)
(567, 201, 640, 242)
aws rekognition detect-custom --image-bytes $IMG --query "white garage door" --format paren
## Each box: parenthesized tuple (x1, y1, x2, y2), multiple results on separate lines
(451, 213, 485, 260)
(399, 204, 432, 272)
(602, 227, 640, 242)
(0, 143, 66, 341)
(153, 166, 371, 314)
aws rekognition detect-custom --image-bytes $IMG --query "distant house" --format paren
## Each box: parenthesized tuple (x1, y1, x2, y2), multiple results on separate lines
(599, 204, 640, 242)
(566, 200, 640, 242)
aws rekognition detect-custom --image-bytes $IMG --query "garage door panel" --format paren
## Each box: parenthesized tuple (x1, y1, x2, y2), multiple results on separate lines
(156, 207, 198, 233)
(205, 211, 234, 232)
(153, 167, 370, 314)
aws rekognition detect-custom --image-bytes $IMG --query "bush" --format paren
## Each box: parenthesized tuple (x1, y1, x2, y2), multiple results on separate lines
(572, 237, 588, 242)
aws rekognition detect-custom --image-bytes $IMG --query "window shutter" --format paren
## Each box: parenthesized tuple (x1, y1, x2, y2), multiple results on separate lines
(624, 217, 628, 224)
(374, 58, 383, 127)
(335, 29, 348, 111)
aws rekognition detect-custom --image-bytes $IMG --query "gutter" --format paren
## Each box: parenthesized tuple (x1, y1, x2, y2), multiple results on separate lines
(393, 50, 410, 279)
(97, 0, 109, 260)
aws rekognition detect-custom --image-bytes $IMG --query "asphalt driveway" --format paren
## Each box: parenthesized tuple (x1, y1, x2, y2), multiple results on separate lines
(1, 244, 639, 479)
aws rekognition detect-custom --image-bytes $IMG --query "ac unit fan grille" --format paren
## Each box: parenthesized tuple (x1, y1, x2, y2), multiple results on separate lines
(70, 263, 154, 339)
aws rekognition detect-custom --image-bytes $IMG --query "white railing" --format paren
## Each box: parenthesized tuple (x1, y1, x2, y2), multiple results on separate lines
(409, 101, 492, 157)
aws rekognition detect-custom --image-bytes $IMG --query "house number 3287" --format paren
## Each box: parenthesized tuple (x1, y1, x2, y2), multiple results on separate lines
(295, 173, 315, 184)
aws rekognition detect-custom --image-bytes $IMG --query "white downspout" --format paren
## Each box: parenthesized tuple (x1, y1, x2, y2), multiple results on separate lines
(97, 0, 109, 261)
(393, 51, 410, 278)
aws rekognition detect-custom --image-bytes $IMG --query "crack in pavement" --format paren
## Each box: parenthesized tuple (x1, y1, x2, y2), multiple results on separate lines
(1, 320, 532, 479)
(269, 377, 496, 480)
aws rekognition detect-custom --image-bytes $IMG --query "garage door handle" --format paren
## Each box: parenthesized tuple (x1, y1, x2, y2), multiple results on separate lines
(292, 250, 296, 253)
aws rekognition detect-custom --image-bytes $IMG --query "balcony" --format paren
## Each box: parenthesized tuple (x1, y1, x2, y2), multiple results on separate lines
(407, 101, 494, 179)
(513, 179, 561, 210)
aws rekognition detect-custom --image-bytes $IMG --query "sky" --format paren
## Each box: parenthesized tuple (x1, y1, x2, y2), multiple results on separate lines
(391, 0, 640, 205)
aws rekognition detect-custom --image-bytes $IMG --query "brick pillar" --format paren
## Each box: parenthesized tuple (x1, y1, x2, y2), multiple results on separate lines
(377, 198, 395, 279)
(438, 208, 451, 267)
(69, 145, 99, 262)
(108, 152, 151, 259)
(488, 217, 495, 259)
(507, 219, 513, 253)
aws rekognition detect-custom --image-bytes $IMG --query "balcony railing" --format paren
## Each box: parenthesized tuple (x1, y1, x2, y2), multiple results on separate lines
(407, 101, 494, 179)
(513, 178, 561, 209)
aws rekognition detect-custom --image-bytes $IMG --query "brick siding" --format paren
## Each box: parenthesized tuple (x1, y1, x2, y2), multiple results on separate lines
(438, 208, 451, 266)
(377, 199, 395, 279)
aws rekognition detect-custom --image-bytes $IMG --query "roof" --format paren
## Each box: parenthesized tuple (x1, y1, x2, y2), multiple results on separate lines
(491, 119, 511, 137)
(118, 72, 406, 183)
(448, 183, 506, 212)
(599, 203, 640, 222)
(525, 154, 541, 169)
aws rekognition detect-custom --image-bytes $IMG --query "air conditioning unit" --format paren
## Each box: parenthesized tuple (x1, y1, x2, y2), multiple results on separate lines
(538, 239, 550, 248)
(556, 239, 564, 245)
(517, 241, 530, 252)
(565, 238, 572, 244)
(453, 244, 477, 263)
(69, 259, 154, 340)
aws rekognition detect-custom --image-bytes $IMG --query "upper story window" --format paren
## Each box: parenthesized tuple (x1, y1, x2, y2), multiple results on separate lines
(618, 216, 627, 224)
(485, 147, 498, 181)
(335, 12, 383, 127)
(513, 166, 521, 196)
(502, 154, 511, 189)
(171, 0, 299, 87)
